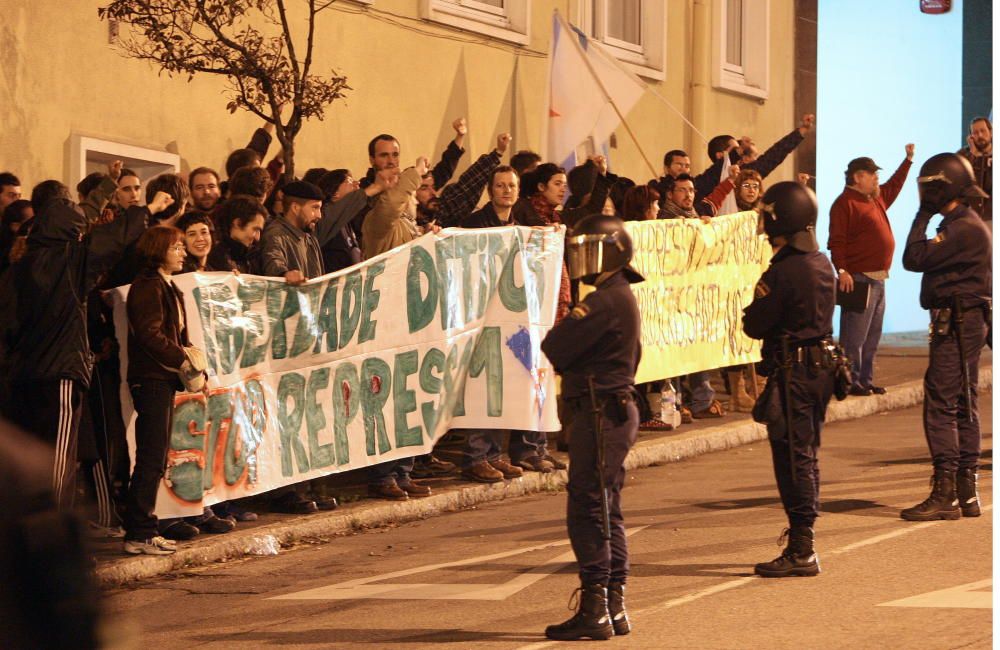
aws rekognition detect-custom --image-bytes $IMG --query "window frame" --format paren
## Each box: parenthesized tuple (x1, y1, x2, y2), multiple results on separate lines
(571, 0, 667, 81)
(70, 134, 180, 200)
(420, 0, 530, 45)
(712, 0, 770, 100)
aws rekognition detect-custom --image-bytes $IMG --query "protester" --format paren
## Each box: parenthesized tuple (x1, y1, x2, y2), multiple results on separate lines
(828, 145, 914, 396)
(621, 185, 659, 221)
(3, 168, 146, 511)
(207, 195, 268, 274)
(361, 140, 428, 260)
(227, 165, 272, 203)
(958, 116, 992, 224)
(0, 199, 32, 271)
(415, 132, 510, 228)
(123, 226, 205, 554)
(0, 172, 22, 213)
(189, 167, 223, 213)
(177, 212, 216, 272)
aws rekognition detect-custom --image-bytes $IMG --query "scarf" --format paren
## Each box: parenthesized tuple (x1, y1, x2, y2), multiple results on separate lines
(530, 194, 572, 323)
(660, 198, 698, 219)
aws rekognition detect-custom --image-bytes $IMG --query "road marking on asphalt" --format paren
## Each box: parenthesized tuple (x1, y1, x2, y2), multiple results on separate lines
(514, 504, 994, 650)
(878, 579, 992, 609)
(269, 526, 648, 601)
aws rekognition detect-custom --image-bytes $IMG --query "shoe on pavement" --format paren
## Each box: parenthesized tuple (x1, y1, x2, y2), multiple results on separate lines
(195, 514, 236, 534)
(309, 494, 339, 511)
(639, 418, 674, 431)
(397, 479, 432, 498)
(410, 455, 457, 478)
(488, 458, 524, 479)
(160, 520, 200, 541)
(901, 470, 961, 521)
(87, 521, 126, 538)
(214, 502, 258, 522)
(848, 386, 872, 397)
(124, 536, 177, 556)
(463, 460, 505, 483)
(270, 493, 319, 515)
(368, 482, 409, 501)
(692, 400, 725, 419)
(957, 468, 982, 517)
(543, 454, 567, 471)
(869, 385, 887, 395)
(754, 527, 820, 578)
(545, 583, 614, 641)
(516, 455, 554, 473)
(607, 583, 631, 636)
(679, 406, 693, 424)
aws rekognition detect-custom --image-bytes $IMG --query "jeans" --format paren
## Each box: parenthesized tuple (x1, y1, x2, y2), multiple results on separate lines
(368, 457, 416, 486)
(838, 275, 886, 390)
(462, 429, 504, 468)
(124, 379, 176, 541)
(508, 430, 547, 463)
(689, 371, 715, 412)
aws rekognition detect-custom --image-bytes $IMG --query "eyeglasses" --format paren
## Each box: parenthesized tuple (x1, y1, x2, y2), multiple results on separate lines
(740, 183, 761, 190)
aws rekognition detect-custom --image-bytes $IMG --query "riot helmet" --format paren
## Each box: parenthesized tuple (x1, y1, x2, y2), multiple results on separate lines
(917, 152, 988, 208)
(566, 214, 645, 285)
(759, 181, 819, 252)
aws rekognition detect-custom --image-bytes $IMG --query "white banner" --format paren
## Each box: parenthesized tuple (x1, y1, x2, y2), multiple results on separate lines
(114, 226, 565, 518)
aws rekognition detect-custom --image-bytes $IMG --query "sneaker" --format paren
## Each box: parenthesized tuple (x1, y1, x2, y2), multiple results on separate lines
(488, 458, 524, 479)
(869, 385, 887, 395)
(848, 386, 872, 397)
(160, 520, 200, 541)
(368, 482, 409, 501)
(397, 479, 432, 497)
(639, 418, 674, 431)
(311, 494, 339, 511)
(124, 536, 177, 556)
(543, 454, 568, 471)
(214, 502, 258, 522)
(516, 456, 555, 473)
(463, 460, 505, 483)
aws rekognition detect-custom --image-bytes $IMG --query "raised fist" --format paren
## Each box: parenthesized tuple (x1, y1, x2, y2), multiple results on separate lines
(496, 133, 512, 155)
(452, 117, 468, 136)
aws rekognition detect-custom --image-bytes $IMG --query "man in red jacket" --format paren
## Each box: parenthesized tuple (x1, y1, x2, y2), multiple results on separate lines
(828, 144, 914, 396)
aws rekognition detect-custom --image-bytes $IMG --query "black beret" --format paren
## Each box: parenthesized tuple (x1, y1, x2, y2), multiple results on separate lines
(282, 180, 324, 201)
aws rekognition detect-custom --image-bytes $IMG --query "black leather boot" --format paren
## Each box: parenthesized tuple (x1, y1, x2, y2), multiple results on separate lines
(956, 468, 981, 517)
(607, 582, 631, 636)
(754, 526, 820, 578)
(901, 470, 961, 521)
(545, 583, 614, 641)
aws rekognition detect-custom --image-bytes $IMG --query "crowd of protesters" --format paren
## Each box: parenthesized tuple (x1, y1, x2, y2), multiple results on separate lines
(0, 112, 828, 556)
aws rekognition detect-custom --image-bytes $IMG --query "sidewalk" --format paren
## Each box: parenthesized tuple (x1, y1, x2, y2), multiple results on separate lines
(94, 346, 992, 587)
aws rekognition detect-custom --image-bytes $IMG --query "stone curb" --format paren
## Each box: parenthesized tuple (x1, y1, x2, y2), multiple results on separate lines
(96, 367, 991, 588)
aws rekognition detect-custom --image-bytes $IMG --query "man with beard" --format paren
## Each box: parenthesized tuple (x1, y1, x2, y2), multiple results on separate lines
(958, 117, 992, 225)
(415, 133, 511, 228)
(188, 167, 223, 213)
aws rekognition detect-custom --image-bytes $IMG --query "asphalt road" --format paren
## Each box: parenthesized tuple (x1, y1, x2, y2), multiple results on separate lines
(104, 396, 993, 649)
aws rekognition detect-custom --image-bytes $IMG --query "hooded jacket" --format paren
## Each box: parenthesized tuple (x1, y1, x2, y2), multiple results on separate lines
(4, 198, 146, 387)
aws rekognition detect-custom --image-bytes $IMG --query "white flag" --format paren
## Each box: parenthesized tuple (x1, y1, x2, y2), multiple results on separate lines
(545, 12, 646, 169)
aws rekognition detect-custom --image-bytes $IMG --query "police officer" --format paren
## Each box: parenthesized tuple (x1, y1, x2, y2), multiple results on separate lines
(541, 214, 643, 640)
(742, 181, 836, 578)
(900, 153, 991, 521)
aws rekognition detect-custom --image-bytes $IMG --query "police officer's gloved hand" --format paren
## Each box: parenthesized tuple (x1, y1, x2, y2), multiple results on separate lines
(918, 199, 942, 215)
(918, 185, 947, 215)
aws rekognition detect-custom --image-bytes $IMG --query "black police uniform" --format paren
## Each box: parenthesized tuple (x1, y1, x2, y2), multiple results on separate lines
(541, 270, 641, 588)
(902, 203, 991, 476)
(743, 247, 836, 531)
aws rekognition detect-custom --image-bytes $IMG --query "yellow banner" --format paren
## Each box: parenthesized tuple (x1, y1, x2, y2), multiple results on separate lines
(624, 213, 770, 383)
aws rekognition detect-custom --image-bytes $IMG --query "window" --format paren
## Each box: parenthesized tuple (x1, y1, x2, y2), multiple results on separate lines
(713, 0, 769, 99)
(573, 1, 666, 81)
(70, 135, 180, 199)
(420, 0, 530, 45)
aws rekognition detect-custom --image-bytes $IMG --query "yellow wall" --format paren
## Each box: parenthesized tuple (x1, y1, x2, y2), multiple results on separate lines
(0, 1, 800, 193)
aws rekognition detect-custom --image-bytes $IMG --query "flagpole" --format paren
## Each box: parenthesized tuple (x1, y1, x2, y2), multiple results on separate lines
(555, 10, 659, 180)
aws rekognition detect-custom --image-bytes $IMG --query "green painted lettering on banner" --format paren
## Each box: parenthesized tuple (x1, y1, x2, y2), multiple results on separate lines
(332, 362, 359, 466)
(359, 261, 385, 343)
(339, 270, 363, 350)
(305, 368, 335, 470)
(277, 372, 309, 476)
(393, 350, 422, 447)
(418, 347, 445, 439)
(478, 232, 505, 319)
(238, 279, 269, 368)
(456, 234, 480, 328)
(314, 278, 340, 354)
(193, 283, 243, 374)
(168, 397, 207, 502)
(360, 357, 392, 456)
(290, 283, 323, 358)
(270, 285, 302, 361)
(468, 326, 503, 416)
(499, 231, 527, 313)
(406, 246, 438, 333)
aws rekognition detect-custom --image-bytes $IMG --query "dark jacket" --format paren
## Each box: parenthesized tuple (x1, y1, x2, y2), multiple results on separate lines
(512, 172, 612, 231)
(319, 189, 371, 273)
(425, 150, 502, 228)
(126, 269, 190, 384)
(742, 247, 836, 362)
(692, 129, 806, 201)
(5, 198, 146, 387)
(462, 202, 513, 229)
(207, 236, 253, 274)
(256, 216, 325, 278)
(902, 203, 992, 309)
(541, 271, 642, 399)
(957, 146, 992, 221)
